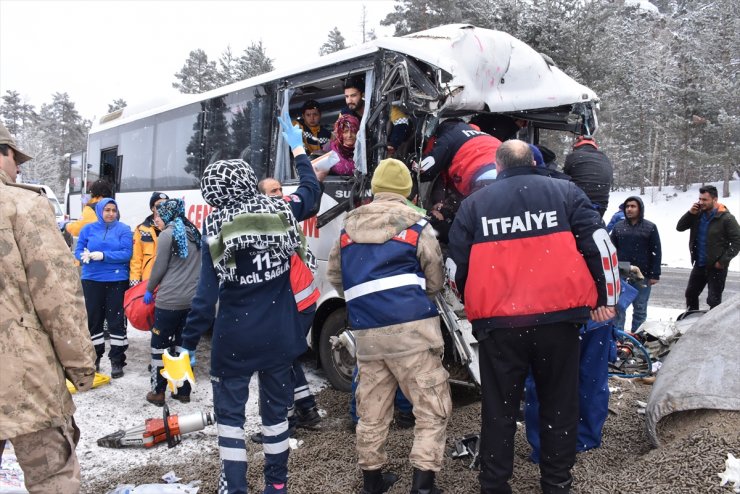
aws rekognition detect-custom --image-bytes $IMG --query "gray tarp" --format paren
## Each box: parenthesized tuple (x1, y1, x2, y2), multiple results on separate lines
(645, 293, 740, 446)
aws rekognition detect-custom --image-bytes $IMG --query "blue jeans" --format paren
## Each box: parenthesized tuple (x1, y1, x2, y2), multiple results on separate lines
(614, 282, 651, 332)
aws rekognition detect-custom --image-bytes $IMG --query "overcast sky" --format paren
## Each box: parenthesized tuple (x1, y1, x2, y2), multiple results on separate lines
(0, 0, 396, 120)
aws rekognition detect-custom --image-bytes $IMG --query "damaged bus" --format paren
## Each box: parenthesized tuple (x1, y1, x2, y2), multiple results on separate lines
(68, 24, 600, 391)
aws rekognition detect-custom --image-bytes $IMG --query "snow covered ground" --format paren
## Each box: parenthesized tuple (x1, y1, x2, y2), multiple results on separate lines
(75, 179, 740, 488)
(3, 180, 738, 492)
(604, 180, 740, 272)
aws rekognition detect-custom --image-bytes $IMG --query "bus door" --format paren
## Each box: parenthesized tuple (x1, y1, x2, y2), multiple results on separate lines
(99, 146, 122, 194)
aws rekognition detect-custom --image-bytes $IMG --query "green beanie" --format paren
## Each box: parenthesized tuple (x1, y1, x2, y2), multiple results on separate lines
(371, 158, 412, 198)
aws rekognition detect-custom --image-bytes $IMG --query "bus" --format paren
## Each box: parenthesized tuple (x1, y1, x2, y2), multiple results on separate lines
(68, 24, 599, 391)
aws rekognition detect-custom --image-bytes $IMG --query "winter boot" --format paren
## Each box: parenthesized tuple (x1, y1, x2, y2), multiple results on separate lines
(361, 469, 399, 494)
(94, 357, 101, 373)
(146, 391, 165, 407)
(296, 406, 321, 428)
(170, 392, 191, 404)
(540, 476, 572, 494)
(410, 468, 443, 494)
(263, 481, 287, 493)
(111, 362, 124, 379)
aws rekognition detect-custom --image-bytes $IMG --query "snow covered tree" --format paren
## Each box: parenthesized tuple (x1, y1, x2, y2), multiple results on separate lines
(380, 0, 464, 35)
(107, 98, 127, 113)
(319, 27, 347, 56)
(235, 41, 274, 81)
(27, 92, 89, 196)
(172, 49, 219, 94)
(1, 90, 38, 135)
(218, 45, 241, 85)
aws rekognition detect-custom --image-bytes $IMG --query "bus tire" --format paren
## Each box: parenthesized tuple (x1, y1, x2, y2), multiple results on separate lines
(319, 308, 354, 392)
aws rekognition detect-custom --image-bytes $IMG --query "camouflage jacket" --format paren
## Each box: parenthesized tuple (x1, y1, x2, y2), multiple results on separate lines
(327, 193, 445, 360)
(0, 169, 96, 439)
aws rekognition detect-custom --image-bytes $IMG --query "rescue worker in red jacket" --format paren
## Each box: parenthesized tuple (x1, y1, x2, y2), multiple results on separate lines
(448, 140, 619, 494)
(419, 119, 502, 242)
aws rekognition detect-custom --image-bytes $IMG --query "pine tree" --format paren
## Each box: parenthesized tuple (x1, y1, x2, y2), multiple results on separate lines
(235, 41, 274, 81)
(20, 92, 88, 196)
(380, 0, 463, 35)
(218, 45, 241, 85)
(107, 98, 127, 113)
(1, 90, 38, 135)
(319, 27, 347, 56)
(172, 49, 219, 94)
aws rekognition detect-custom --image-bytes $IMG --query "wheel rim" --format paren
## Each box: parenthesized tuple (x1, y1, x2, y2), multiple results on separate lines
(331, 330, 355, 383)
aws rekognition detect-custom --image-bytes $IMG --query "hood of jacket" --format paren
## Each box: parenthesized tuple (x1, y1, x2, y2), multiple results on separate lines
(95, 197, 119, 224)
(622, 195, 645, 221)
(343, 193, 424, 244)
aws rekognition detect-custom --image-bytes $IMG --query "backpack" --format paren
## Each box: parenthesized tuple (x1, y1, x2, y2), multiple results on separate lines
(123, 282, 157, 331)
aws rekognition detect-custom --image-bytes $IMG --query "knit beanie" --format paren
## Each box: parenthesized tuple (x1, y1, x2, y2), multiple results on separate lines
(149, 191, 169, 210)
(371, 159, 412, 197)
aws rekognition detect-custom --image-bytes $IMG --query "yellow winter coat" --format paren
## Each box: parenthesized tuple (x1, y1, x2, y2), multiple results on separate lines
(130, 216, 161, 283)
(64, 197, 102, 236)
(0, 169, 96, 439)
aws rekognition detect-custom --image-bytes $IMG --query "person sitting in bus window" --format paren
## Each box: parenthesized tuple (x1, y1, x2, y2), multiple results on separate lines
(64, 179, 113, 237)
(130, 192, 169, 286)
(340, 75, 410, 157)
(292, 100, 331, 157)
(312, 113, 360, 180)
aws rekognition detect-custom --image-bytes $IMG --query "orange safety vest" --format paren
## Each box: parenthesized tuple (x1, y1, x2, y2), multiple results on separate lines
(291, 253, 319, 312)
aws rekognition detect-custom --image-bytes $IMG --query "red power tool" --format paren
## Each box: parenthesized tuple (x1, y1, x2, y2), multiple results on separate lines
(97, 404, 216, 448)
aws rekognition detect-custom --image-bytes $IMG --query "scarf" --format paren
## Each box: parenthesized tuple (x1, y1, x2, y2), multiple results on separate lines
(329, 114, 360, 176)
(200, 159, 304, 284)
(156, 198, 201, 258)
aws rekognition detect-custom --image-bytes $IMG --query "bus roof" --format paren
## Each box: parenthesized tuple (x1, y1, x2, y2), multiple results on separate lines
(92, 24, 597, 133)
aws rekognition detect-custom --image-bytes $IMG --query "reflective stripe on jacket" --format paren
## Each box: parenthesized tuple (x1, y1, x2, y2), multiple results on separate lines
(291, 253, 319, 312)
(130, 217, 160, 282)
(340, 219, 438, 330)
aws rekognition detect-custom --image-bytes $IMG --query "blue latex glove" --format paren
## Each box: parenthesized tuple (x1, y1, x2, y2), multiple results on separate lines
(143, 290, 154, 305)
(278, 111, 304, 150)
(182, 349, 196, 367)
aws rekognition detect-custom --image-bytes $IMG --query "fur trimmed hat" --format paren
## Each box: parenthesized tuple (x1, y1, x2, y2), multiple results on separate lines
(371, 158, 412, 198)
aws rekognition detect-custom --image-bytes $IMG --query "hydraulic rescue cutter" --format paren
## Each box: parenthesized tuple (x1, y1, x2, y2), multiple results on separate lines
(97, 404, 216, 448)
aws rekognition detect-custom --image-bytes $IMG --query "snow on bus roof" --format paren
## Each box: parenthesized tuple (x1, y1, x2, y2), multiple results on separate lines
(92, 25, 597, 133)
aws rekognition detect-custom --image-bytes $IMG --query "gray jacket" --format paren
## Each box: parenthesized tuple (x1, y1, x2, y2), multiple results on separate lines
(147, 226, 201, 310)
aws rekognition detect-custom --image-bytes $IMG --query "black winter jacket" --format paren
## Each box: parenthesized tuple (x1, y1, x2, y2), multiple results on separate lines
(563, 144, 613, 215)
(676, 203, 740, 268)
(609, 196, 662, 280)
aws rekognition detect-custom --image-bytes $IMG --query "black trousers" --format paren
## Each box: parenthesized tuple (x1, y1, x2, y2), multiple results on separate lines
(82, 279, 129, 364)
(685, 264, 729, 310)
(478, 322, 580, 494)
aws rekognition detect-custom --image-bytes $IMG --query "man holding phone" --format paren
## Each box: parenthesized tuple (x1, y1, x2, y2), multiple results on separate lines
(677, 185, 740, 310)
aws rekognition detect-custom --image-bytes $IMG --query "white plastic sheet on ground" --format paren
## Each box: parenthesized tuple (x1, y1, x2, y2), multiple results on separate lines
(645, 294, 740, 447)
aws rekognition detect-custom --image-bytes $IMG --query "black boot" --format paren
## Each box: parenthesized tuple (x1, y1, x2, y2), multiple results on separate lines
(361, 469, 399, 494)
(410, 468, 443, 494)
(540, 476, 572, 494)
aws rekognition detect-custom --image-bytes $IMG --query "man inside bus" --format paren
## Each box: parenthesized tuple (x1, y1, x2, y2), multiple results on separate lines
(292, 100, 331, 157)
(340, 75, 410, 157)
(418, 117, 502, 243)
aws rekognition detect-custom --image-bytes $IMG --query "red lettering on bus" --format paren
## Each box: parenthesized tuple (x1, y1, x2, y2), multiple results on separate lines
(302, 216, 319, 238)
(187, 204, 213, 230)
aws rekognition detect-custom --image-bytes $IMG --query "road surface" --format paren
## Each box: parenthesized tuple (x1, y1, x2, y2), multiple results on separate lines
(649, 266, 740, 309)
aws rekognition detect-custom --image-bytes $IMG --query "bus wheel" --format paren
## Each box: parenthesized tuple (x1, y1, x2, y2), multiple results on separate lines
(319, 308, 354, 392)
